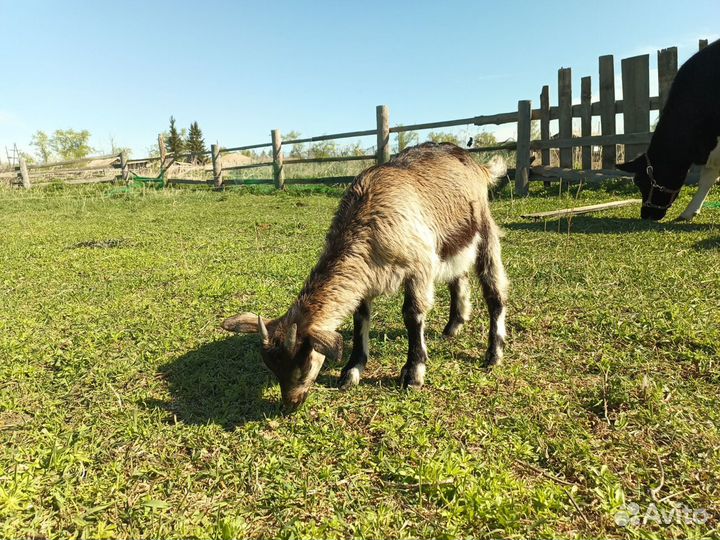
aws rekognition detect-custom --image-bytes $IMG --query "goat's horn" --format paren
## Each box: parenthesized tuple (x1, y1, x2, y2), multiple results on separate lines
(285, 323, 297, 352)
(258, 315, 269, 344)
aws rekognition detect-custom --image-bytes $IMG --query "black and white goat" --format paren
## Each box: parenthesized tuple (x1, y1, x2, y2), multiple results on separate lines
(223, 143, 509, 411)
(618, 40, 720, 220)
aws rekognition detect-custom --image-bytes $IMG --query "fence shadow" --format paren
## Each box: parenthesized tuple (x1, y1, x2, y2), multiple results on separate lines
(505, 216, 718, 235)
(146, 334, 281, 430)
(694, 236, 720, 251)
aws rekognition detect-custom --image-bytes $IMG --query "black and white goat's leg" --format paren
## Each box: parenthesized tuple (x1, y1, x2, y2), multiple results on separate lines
(400, 278, 433, 390)
(678, 163, 720, 221)
(338, 299, 371, 390)
(476, 220, 508, 367)
(443, 274, 471, 338)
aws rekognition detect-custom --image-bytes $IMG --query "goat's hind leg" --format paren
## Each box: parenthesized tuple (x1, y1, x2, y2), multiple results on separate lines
(475, 220, 508, 367)
(400, 278, 433, 390)
(678, 164, 719, 221)
(338, 299, 371, 390)
(443, 274, 471, 338)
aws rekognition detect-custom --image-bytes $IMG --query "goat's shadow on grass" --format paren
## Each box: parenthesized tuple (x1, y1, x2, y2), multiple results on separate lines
(505, 216, 717, 235)
(694, 236, 720, 250)
(146, 335, 281, 430)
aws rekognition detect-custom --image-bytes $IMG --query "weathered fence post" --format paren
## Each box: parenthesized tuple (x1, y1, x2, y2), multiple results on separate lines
(580, 76, 592, 170)
(599, 55, 616, 168)
(158, 133, 167, 167)
(376, 105, 390, 165)
(271, 129, 284, 189)
(120, 151, 129, 182)
(19, 156, 31, 189)
(657, 47, 678, 114)
(515, 100, 531, 196)
(211, 143, 223, 190)
(622, 54, 650, 161)
(540, 85, 551, 187)
(558, 67, 573, 169)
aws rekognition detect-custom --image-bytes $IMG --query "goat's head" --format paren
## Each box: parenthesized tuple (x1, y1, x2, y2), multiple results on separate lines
(222, 312, 342, 412)
(617, 155, 681, 221)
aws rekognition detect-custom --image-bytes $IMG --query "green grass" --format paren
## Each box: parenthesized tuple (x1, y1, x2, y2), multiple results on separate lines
(1, 180, 719, 539)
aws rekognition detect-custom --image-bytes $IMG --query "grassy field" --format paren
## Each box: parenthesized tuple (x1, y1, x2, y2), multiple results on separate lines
(1, 180, 719, 539)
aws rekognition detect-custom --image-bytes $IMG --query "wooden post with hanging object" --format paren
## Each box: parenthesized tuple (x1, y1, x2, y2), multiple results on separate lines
(211, 144, 223, 189)
(119, 151, 129, 182)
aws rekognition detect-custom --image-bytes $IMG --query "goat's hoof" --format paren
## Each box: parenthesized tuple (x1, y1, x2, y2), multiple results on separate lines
(338, 367, 361, 390)
(674, 214, 695, 222)
(442, 321, 463, 338)
(484, 350, 503, 368)
(399, 364, 426, 390)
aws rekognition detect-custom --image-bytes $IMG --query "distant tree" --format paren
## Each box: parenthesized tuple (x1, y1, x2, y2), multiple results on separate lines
(49, 129, 93, 161)
(166, 116, 185, 158)
(307, 140, 337, 159)
(285, 130, 304, 158)
(19, 151, 36, 165)
(427, 131, 462, 146)
(186, 121, 207, 163)
(30, 131, 52, 163)
(339, 141, 365, 157)
(395, 127, 419, 152)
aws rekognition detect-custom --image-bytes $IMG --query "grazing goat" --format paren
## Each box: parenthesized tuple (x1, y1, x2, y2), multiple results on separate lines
(617, 40, 720, 220)
(223, 143, 509, 411)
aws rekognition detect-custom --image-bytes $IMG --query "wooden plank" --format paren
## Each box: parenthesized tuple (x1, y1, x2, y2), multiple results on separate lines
(540, 85, 550, 166)
(532, 96, 661, 121)
(222, 162, 273, 171)
(26, 153, 119, 171)
(521, 199, 641, 220)
(529, 166, 633, 183)
(530, 132, 652, 150)
(699, 39, 708, 50)
(599, 55, 616, 168)
(221, 142, 273, 153)
(657, 47, 678, 113)
(284, 129, 377, 145)
(283, 155, 375, 165)
(19, 156, 31, 189)
(376, 105, 390, 164)
(515, 100, 532, 196)
(467, 142, 517, 153)
(558, 68, 572, 168)
(621, 54, 650, 160)
(581, 76, 592, 170)
(211, 143, 223, 189)
(390, 111, 518, 133)
(271, 129, 284, 189)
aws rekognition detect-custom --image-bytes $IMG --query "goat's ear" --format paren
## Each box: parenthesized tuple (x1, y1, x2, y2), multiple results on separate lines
(616, 156, 645, 174)
(222, 312, 269, 334)
(309, 330, 343, 360)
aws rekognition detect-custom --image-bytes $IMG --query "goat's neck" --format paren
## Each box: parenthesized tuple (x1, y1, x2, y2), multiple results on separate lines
(648, 114, 693, 187)
(291, 253, 368, 333)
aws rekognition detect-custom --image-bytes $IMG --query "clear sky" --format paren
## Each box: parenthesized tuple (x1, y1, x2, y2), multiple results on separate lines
(1, 0, 718, 161)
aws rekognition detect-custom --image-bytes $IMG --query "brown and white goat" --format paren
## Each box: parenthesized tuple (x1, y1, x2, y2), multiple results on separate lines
(223, 142, 509, 411)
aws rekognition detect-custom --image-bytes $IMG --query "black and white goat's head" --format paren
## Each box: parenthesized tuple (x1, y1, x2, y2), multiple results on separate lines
(617, 155, 682, 221)
(222, 312, 342, 412)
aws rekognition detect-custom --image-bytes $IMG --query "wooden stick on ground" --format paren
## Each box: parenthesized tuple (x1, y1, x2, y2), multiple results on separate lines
(521, 199, 642, 220)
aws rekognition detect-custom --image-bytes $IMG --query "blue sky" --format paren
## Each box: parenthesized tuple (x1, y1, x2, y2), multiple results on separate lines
(1, 0, 717, 160)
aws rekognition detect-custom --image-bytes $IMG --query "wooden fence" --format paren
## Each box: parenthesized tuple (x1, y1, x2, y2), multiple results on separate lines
(4, 38, 710, 194)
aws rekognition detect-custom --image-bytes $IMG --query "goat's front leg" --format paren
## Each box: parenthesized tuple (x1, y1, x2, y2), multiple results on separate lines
(678, 164, 719, 221)
(400, 279, 433, 390)
(338, 299, 371, 390)
(476, 219, 509, 367)
(443, 274, 471, 337)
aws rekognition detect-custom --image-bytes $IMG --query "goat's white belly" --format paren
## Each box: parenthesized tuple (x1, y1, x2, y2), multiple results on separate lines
(434, 233, 480, 283)
(705, 136, 720, 169)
